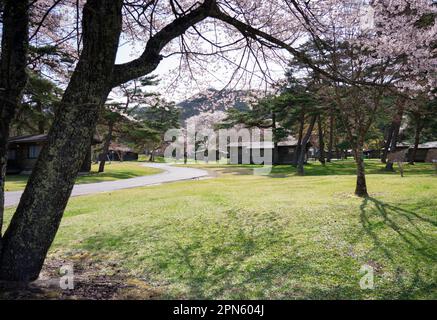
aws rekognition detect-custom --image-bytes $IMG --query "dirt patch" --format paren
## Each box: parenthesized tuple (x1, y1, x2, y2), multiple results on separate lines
(0, 253, 163, 300)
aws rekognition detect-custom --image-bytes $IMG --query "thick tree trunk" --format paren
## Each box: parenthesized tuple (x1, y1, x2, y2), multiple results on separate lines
(317, 115, 326, 165)
(354, 143, 368, 197)
(409, 120, 423, 165)
(0, 0, 29, 244)
(0, 0, 123, 281)
(297, 115, 317, 176)
(385, 102, 405, 171)
(98, 120, 114, 173)
(327, 110, 334, 162)
(293, 110, 305, 166)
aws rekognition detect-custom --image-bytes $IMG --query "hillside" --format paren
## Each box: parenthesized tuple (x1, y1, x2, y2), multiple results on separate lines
(177, 88, 263, 121)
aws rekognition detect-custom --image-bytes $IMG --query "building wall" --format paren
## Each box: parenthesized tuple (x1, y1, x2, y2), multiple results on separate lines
(7, 143, 41, 173)
(406, 148, 435, 163)
(425, 149, 437, 163)
(7, 142, 93, 174)
(228, 146, 298, 165)
(277, 146, 296, 164)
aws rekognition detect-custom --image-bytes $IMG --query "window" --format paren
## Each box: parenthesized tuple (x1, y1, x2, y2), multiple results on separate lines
(8, 149, 16, 160)
(28, 145, 42, 159)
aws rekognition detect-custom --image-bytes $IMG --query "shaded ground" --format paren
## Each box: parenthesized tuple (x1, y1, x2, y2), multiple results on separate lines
(0, 254, 162, 300)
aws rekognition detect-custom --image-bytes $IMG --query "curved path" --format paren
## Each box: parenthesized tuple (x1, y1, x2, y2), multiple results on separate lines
(4, 163, 210, 208)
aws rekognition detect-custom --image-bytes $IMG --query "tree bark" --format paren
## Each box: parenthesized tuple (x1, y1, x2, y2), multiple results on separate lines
(327, 109, 334, 162)
(272, 111, 278, 165)
(409, 118, 423, 165)
(293, 109, 305, 166)
(297, 114, 317, 176)
(98, 119, 114, 173)
(385, 101, 405, 171)
(317, 114, 326, 165)
(381, 125, 393, 164)
(354, 141, 368, 197)
(0, 0, 29, 245)
(149, 149, 155, 162)
(80, 145, 93, 173)
(36, 101, 46, 134)
(0, 0, 124, 281)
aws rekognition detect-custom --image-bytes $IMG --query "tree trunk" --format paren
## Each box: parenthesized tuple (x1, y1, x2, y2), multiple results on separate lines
(354, 142, 368, 197)
(272, 111, 278, 165)
(80, 146, 93, 173)
(0, 0, 29, 245)
(293, 110, 305, 166)
(98, 119, 114, 173)
(149, 149, 155, 162)
(409, 119, 423, 165)
(327, 110, 334, 162)
(381, 125, 393, 164)
(0, 0, 123, 281)
(297, 115, 317, 176)
(317, 114, 326, 165)
(36, 101, 46, 134)
(385, 101, 405, 171)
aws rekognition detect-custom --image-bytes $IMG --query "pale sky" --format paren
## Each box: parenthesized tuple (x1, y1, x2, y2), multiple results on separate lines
(115, 39, 288, 103)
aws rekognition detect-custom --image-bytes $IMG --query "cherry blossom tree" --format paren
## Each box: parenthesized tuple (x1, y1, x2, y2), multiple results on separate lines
(0, 0, 435, 280)
(186, 110, 227, 161)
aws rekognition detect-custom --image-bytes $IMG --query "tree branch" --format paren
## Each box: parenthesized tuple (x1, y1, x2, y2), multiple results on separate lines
(111, 0, 217, 87)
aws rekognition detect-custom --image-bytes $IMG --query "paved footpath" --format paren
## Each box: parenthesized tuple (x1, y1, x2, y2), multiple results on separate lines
(4, 163, 210, 208)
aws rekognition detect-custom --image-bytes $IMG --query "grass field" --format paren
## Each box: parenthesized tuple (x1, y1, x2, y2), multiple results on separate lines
(3, 160, 437, 299)
(4, 161, 163, 192)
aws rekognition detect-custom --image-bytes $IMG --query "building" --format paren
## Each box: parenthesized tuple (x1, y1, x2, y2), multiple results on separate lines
(7, 134, 100, 174)
(409, 141, 437, 163)
(228, 136, 309, 165)
(99, 142, 138, 162)
(363, 141, 437, 163)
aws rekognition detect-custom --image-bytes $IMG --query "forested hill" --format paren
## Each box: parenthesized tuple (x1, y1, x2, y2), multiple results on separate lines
(177, 88, 262, 121)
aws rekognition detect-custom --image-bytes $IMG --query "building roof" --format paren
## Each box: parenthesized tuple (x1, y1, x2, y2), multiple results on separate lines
(228, 141, 274, 149)
(109, 142, 134, 153)
(396, 142, 411, 148)
(228, 136, 300, 149)
(278, 136, 299, 147)
(418, 141, 437, 149)
(9, 133, 102, 145)
(8, 134, 47, 144)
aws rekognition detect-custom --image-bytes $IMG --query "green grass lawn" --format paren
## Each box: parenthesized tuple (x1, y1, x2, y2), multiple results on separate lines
(4, 161, 163, 191)
(3, 160, 437, 299)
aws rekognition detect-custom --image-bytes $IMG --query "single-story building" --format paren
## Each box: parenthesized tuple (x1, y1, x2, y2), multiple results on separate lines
(228, 136, 310, 165)
(408, 141, 437, 163)
(99, 142, 138, 162)
(7, 134, 101, 174)
(363, 141, 437, 163)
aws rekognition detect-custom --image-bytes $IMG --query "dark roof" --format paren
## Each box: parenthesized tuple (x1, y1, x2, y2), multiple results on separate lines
(8, 134, 47, 144)
(9, 133, 102, 145)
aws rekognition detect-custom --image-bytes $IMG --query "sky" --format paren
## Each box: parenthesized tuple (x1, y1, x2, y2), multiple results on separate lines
(115, 39, 288, 104)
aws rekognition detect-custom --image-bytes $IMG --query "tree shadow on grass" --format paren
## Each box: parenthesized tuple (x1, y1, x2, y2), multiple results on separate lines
(205, 161, 436, 178)
(139, 209, 370, 300)
(359, 197, 437, 262)
(76, 203, 436, 299)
